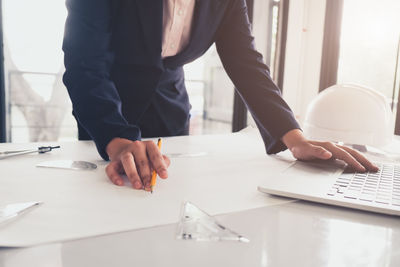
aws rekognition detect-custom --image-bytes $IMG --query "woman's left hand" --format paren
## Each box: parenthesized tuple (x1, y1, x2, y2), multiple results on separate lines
(282, 129, 379, 172)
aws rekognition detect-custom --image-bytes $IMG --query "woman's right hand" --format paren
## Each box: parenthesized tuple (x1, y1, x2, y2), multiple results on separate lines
(105, 138, 170, 191)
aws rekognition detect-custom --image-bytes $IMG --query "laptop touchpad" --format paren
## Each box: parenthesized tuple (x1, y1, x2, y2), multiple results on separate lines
(284, 160, 345, 177)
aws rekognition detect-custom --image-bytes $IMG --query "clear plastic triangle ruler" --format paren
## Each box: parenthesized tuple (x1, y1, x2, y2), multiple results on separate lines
(176, 202, 249, 243)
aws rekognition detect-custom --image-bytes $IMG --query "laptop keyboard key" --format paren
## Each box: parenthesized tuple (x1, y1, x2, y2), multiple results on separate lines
(328, 162, 400, 208)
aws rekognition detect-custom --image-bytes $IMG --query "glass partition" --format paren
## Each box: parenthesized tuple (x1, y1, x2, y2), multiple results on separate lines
(3, 0, 75, 142)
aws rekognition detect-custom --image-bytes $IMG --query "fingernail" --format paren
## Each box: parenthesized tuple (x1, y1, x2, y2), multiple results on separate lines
(117, 179, 123, 186)
(160, 170, 167, 177)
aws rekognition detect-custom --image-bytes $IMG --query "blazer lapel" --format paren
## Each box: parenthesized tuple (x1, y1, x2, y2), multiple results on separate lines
(134, 0, 164, 69)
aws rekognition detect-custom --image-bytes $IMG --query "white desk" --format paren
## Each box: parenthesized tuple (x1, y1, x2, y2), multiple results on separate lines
(0, 131, 399, 266)
(1, 201, 399, 267)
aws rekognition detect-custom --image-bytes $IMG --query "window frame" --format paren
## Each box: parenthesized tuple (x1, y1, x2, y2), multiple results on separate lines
(232, 0, 254, 132)
(394, 38, 400, 135)
(319, 0, 343, 92)
(0, 0, 6, 142)
(232, 0, 288, 132)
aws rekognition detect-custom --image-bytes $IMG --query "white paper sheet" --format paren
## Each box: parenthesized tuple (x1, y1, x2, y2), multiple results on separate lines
(0, 128, 296, 247)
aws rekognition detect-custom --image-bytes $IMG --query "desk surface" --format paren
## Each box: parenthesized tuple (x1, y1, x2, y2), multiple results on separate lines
(0, 130, 295, 247)
(1, 200, 399, 267)
(1, 130, 400, 266)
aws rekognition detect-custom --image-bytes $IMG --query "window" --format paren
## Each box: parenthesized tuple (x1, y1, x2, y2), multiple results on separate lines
(184, 0, 284, 134)
(337, 0, 400, 131)
(3, 0, 75, 142)
(184, 46, 235, 135)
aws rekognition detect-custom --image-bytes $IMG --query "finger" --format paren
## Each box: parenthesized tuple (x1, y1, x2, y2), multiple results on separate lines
(317, 142, 366, 172)
(308, 145, 332, 160)
(339, 146, 379, 172)
(146, 141, 168, 179)
(163, 155, 171, 167)
(105, 161, 124, 186)
(120, 152, 143, 189)
(291, 144, 332, 161)
(132, 143, 152, 191)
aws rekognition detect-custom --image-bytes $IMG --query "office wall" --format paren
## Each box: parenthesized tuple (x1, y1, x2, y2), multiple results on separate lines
(282, 0, 326, 125)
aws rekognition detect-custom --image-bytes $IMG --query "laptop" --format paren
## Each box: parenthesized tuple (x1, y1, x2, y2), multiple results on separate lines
(258, 160, 400, 216)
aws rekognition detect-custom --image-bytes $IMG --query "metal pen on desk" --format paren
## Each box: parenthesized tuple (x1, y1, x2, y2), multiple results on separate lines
(0, 202, 42, 225)
(0, 146, 60, 159)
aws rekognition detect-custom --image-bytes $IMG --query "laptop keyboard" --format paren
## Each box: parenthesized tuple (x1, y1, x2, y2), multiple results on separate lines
(327, 163, 400, 206)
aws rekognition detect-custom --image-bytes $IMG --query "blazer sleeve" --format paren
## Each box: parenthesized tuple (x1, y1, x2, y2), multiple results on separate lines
(215, 0, 301, 154)
(62, 0, 141, 160)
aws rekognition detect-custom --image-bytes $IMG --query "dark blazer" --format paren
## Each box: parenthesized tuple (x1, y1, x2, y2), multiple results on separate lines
(63, 0, 300, 160)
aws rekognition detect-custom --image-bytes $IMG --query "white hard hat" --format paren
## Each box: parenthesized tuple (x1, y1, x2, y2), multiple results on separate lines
(303, 84, 393, 148)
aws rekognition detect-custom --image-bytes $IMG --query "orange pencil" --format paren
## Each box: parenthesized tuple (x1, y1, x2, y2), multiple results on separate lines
(150, 138, 162, 193)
